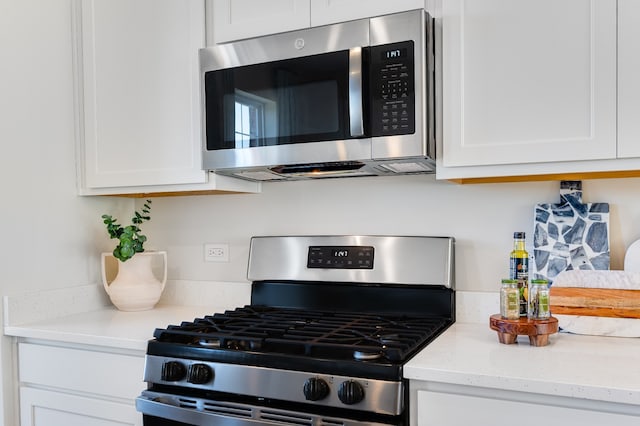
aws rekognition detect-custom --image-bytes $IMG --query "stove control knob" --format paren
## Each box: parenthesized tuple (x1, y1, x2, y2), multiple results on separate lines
(338, 380, 365, 405)
(303, 377, 329, 401)
(161, 361, 186, 382)
(187, 363, 213, 384)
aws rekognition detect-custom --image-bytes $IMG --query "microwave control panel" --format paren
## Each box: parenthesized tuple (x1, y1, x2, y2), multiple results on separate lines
(369, 41, 415, 136)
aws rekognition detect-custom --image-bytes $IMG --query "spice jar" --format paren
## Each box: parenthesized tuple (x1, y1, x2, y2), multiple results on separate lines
(528, 279, 550, 319)
(500, 279, 520, 320)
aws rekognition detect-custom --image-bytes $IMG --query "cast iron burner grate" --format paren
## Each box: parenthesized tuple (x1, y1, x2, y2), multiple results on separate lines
(153, 306, 449, 363)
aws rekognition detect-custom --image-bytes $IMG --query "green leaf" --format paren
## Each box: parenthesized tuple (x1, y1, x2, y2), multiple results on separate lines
(102, 199, 152, 261)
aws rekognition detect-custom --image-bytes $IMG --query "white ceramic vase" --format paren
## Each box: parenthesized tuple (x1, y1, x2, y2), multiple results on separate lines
(101, 251, 167, 311)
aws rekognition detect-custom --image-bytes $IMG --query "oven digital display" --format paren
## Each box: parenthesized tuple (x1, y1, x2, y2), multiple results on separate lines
(332, 249, 349, 257)
(308, 246, 374, 269)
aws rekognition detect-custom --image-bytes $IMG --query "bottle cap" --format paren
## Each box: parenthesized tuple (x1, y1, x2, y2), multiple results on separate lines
(513, 232, 526, 239)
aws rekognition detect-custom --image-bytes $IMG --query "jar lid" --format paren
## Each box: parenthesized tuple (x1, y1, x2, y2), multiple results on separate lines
(531, 279, 548, 285)
(501, 279, 518, 284)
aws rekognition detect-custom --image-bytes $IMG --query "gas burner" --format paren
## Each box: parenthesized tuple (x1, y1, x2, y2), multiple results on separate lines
(377, 334, 403, 345)
(353, 350, 383, 361)
(198, 338, 220, 348)
(226, 339, 263, 351)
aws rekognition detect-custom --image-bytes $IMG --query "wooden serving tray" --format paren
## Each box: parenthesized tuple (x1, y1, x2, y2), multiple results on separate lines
(489, 314, 559, 346)
(549, 287, 640, 318)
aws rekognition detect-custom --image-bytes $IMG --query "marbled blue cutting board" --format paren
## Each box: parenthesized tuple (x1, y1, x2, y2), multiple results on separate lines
(533, 181, 610, 285)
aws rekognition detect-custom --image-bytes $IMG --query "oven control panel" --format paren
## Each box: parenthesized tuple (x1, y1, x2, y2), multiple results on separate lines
(145, 355, 403, 415)
(307, 246, 374, 269)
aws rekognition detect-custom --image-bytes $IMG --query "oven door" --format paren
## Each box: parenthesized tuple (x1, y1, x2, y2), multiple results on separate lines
(137, 390, 403, 426)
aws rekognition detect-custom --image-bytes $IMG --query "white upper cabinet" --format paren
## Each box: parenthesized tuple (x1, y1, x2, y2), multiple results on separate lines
(75, 0, 259, 195)
(440, 0, 617, 169)
(310, 0, 426, 27)
(618, 0, 640, 159)
(211, 0, 311, 44)
(210, 0, 428, 44)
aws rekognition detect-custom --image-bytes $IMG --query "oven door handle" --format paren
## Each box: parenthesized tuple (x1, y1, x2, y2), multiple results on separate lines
(137, 393, 256, 426)
(349, 47, 364, 137)
(137, 390, 396, 426)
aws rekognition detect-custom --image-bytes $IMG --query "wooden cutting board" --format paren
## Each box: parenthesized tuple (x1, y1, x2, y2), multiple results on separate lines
(550, 287, 640, 318)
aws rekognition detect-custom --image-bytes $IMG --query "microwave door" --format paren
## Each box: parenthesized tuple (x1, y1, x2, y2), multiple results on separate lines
(203, 50, 367, 163)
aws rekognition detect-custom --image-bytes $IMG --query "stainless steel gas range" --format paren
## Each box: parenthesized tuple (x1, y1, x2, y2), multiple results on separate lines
(136, 235, 455, 426)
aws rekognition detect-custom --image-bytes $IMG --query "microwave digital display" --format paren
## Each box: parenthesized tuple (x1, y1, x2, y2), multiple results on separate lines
(382, 48, 408, 60)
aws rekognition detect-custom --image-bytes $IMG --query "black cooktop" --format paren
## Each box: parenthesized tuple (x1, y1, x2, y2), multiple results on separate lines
(153, 305, 448, 361)
(148, 311, 451, 380)
(148, 280, 454, 380)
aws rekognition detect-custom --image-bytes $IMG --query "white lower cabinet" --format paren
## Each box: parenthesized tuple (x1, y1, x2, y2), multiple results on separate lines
(18, 342, 144, 426)
(411, 383, 640, 426)
(20, 388, 140, 426)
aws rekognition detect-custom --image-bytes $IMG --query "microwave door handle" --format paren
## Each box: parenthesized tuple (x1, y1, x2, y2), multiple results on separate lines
(348, 47, 364, 137)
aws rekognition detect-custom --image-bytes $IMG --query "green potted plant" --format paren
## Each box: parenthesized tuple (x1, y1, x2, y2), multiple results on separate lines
(101, 200, 152, 262)
(100, 200, 167, 311)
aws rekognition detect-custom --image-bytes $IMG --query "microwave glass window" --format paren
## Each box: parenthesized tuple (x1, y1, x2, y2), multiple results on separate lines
(234, 91, 268, 148)
(205, 51, 354, 151)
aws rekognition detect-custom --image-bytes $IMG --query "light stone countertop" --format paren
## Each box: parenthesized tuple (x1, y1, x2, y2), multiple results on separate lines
(4, 285, 640, 409)
(3, 280, 252, 352)
(4, 304, 227, 351)
(404, 322, 640, 408)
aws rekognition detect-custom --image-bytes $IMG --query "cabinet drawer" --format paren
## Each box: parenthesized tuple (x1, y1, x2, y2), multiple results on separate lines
(18, 343, 145, 400)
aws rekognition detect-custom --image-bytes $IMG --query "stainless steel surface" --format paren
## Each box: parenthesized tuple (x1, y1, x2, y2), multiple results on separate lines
(199, 10, 436, 181)
(144, 355, 404, 415)
(203, 139, 373, 172)
(370, 11, 434, 161)
(137, 390, 395, 426)
(349, 47, 364, 137)
(247, 235, 454, 288)
(199, 19, 369, 70)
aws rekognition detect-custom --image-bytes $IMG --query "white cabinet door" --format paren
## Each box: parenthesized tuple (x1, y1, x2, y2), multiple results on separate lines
(77, 0, 207, 189)
(211, 0, 310, 43)
(18, 343, 145, 400)
(442, 0, 617, 168)
(416, 390, 640, 426)
(20, 388, 141, 426)
(618, 0, 640, 159)
(310, 0, 425, 26)
(18, 343, 144, 426)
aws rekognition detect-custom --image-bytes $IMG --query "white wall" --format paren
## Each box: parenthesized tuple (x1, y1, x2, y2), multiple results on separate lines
(142, 175, 640, 292)
(0, 1, 131, 424)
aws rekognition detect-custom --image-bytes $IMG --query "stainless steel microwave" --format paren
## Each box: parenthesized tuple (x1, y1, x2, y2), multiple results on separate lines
(199, 9, 435, 181)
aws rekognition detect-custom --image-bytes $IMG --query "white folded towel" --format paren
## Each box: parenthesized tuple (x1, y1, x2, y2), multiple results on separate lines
(552, 270, 640, 290)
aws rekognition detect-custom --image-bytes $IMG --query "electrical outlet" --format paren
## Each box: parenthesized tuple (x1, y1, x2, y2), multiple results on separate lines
(204, 243, 229, 262)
